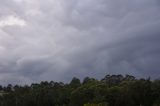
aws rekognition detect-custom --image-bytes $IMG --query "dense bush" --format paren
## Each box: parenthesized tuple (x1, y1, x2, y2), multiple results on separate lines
(0, 74, 160, 106)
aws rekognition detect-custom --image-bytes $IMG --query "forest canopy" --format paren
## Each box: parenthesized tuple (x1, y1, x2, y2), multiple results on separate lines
(0, 74, 160, 106)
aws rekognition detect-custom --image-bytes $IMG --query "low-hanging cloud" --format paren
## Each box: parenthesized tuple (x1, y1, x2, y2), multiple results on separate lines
(0, 0, 160, 84)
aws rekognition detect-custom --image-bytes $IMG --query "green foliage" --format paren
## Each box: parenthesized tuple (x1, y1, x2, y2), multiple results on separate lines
(69, 77, 81, 88)
(83, 102, 108, 106)
(0, 75, 159, 106)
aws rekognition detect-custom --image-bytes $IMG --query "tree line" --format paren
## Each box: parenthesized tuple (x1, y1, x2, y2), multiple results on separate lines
(0, 74, 160, 106)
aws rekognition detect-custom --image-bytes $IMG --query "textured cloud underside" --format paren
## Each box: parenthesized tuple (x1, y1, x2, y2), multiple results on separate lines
(0, 0, 160, 84)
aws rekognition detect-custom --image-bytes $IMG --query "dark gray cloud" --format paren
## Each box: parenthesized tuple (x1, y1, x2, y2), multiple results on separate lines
(0, 0, 160, 84)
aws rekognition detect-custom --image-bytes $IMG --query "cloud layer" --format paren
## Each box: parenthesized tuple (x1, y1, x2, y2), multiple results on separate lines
(0, 0, 160, 84)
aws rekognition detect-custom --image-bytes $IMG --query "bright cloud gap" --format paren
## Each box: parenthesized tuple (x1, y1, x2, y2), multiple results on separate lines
(0, 16, 26, 27)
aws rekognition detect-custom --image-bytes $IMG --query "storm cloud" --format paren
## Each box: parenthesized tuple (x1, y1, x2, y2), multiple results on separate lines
(0, 0, 160, 84)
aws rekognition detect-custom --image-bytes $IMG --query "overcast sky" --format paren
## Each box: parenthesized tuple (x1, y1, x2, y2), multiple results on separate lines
(0, 0, 160, 85)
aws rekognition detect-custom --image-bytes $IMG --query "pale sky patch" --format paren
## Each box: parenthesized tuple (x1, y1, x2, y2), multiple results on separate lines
(0, 16, 26, 28)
